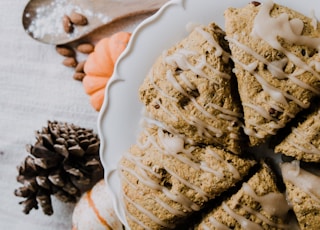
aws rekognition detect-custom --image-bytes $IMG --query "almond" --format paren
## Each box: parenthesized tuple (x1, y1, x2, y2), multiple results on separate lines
(75, 61, 86, 72)
(73, 72, 85, 81)
(63, 15, 73, 33)
(251, 1, 261, 6)
(76, 43, 94, 54)
(56, 45, 75, 57)
(63, 57, 77, 67)
(70, 12, 88, 26)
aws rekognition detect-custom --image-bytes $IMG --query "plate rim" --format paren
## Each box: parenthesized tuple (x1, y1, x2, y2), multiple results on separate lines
(97, 0, 320, 228)
(97, 0, 180, 227)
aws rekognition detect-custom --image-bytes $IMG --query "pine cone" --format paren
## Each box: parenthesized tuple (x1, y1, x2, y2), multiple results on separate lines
(14, 121, 104, 215)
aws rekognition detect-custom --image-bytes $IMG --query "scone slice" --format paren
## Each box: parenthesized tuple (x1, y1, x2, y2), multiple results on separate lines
(139, 22, 244, 154)
(196, 163, 290, 230)
(281, 161, 320, 230)
(119, 125, 256, 229)
(225, 1, 320, 146)
(275, 106, 320, 162)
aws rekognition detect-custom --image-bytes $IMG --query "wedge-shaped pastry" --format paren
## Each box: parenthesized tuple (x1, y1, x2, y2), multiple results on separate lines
(196, 163, 290, 230)
(281, 161, 320, 230)
(275, 106, 320, 162)
(225, 1, 320, 146)
(119, 124, 256, 229)
(139, 22, 244, 154)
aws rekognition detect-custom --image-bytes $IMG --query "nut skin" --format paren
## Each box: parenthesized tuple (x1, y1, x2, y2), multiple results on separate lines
(73, 72, 85, 81)
(70, 12, 88, 26)
(63, 15, 73, 33)
(251, 1, 261, 6)
(63, 57, 78, 67)
(75, 61, 86, 73)
(76, 43, 94, 54)
(56, 45, 75, 57)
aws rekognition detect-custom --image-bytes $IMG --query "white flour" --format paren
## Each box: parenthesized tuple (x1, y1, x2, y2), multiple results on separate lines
(25, 0, 108, 40)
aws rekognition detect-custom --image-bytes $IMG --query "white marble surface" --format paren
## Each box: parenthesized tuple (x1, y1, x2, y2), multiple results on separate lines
(0, 0, 154, 229)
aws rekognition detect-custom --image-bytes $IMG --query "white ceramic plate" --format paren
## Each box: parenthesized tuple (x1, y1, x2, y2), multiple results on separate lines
(98, 0, 320, 228)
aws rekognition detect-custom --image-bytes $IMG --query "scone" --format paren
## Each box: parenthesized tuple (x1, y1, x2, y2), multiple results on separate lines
(225, 1, 320, 146)
(139, 22, 244, 154)
(119, 124, 256, 229)
(281, 161, 320, 230)
(275, 105, 320, 162)
(196, 163, 290, 230)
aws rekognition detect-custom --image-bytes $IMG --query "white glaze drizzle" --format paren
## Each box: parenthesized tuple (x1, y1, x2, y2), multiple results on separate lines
(123, 193, 176, 229)
(147, 67, 179, 102)
(157, 99, 179, 122)
(252, 0, 320, 52)
(153, 195, 186, 217)
(199, 223, 214, 230)
(180, 72, 197, 90)
(165, 70, 227, 123)
(242, 183, 290, 217)
(156, 127, 242, 182)
(164, 49, 215, 82)
(163, 166, 211, 201)
(120, 124, 246, 228)
(208, 102, 242, 118)
(213, 198, 289, 229)
(242, 103, 277, 121)
(226, 36, 320, 95)
(195, 26, 230, 63)
(286, 125, 320, 155)
(153, 98, 216, 142)
(162, 186, 201, 211)
(124, 211, 153, 230)
(242, 117, 283, 139)
(199, 162, 225, 179)
(241, 205, 289, 229)
(119, 161, 199, 214)
(222, 202, 264, 230)
(153, 87, 228, 142)
(231, 52, 311, 109)
(145, 25, 242, 147)
(253, 1, 320, 85)
(203, 181, 290, 229)
(141, 113, 191, 145)
(281, 161, 320, 204)
(207, 216, 230, 230)
(243, 126, 266, 139)
(206, 148, 241, 179)
(310, 10, 318, 30)
(226, 1, 320, 141)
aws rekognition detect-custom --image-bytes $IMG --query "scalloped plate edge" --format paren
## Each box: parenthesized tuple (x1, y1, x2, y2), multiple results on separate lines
(97, 0, 320, 228)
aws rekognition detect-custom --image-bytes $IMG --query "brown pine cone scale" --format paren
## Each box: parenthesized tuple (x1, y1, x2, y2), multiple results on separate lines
(14, 121, 104, 215)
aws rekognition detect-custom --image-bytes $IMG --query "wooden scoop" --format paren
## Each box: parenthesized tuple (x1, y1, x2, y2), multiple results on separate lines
(22, 0, 168, 44)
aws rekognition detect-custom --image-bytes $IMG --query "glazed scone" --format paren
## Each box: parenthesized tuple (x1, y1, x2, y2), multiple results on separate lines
(196, 163, 290, 230)
(281, 161, 320, 230)
(139, 22, 244, 154)
(119, 124, 256, 229)
(225, 1, 320, 146)
(275, 106, 320, 162)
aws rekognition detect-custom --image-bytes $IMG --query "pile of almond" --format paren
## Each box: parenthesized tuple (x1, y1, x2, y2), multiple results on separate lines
(63, 11, 88, 34)
(56, 42, 94, 81)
